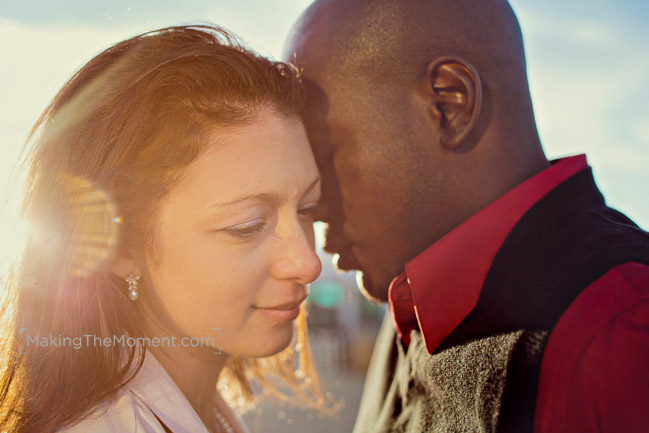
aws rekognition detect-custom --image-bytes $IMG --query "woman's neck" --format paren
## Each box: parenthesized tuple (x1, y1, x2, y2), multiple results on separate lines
(150, 345, 230, 430)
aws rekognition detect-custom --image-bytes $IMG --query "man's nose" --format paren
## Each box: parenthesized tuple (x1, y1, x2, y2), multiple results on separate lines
(317, 185, 348, 255)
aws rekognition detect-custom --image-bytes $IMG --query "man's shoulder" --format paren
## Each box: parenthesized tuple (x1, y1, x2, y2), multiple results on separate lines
(535, 261, 649, 433)
(552, 261, 649, 338)
(611, 261, 649, 296)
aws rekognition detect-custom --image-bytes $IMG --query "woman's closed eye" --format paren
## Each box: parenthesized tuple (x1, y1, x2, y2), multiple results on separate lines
(216, 202, 323, 239)
(220, 219, 267, 239)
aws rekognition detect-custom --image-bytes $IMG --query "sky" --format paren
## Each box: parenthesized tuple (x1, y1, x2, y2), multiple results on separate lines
(1, 0, 648, 267)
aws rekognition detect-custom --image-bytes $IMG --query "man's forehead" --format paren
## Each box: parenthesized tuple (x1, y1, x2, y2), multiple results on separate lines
(285, 0, 402, 72)
(286, 0, 522, 84)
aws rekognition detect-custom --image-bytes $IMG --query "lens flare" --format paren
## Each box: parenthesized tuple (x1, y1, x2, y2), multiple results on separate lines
(53, 175, 120, 278)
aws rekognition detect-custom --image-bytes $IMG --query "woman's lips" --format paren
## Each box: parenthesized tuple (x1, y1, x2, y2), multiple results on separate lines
(253, 295, 307, 322)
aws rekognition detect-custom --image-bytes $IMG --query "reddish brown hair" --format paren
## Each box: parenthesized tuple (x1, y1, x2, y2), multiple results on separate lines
(0, 25, 324, 433)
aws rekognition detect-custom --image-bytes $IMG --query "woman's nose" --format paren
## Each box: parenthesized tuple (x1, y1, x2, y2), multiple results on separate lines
(270, 225, 322, 284)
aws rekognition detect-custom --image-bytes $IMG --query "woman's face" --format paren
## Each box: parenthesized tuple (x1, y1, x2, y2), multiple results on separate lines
(143, 109, 322, 358)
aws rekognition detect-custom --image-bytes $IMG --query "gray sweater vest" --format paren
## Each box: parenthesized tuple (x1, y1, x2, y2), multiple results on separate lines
(354, 318, 547, 433)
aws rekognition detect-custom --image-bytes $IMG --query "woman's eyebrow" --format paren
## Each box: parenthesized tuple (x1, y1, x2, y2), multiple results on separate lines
(208, 192, 280, 209)
(208, 177, 321, 209)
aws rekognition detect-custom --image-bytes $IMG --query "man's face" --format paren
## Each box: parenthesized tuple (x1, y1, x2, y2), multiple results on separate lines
(299, 69, 439, 302)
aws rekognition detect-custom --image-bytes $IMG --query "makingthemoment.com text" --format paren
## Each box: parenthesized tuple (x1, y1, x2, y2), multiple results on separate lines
(19, 329, 218, 352)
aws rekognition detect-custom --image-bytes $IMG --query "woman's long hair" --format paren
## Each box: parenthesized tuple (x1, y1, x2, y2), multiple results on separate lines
(0, 25, 328, 433)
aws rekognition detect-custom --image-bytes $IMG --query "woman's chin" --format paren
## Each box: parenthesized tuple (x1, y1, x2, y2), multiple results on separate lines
(259, 328, 296, 357)
(230, 326, 295, 358)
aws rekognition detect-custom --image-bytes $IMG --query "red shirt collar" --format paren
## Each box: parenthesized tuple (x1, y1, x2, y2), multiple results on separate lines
(388, 154, 589, 354)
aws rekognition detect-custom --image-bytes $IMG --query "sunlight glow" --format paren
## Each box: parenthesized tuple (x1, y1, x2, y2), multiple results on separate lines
(55, 175, 120, 277)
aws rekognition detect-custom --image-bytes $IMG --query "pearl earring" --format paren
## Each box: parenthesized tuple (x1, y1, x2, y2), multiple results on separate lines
(125, 273, 140, 301)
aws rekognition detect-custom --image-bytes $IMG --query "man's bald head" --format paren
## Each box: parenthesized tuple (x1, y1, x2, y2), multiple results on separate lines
(285, 0, 547, 301)
(286, 0, 530, 108)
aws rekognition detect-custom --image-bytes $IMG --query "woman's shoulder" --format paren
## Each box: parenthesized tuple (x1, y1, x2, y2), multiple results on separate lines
(56, 387, 165, 433)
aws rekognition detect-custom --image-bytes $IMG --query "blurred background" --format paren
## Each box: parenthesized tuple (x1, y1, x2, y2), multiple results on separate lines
(1, 1, 648, 432)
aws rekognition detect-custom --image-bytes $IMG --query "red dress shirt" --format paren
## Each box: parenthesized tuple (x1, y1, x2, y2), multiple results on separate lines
(388, 154, 649, 432)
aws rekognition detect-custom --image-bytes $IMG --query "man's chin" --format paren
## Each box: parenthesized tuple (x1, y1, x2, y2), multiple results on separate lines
(356, 270, 389, 304)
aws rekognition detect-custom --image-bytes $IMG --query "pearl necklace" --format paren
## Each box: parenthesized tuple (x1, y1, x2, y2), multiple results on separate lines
(213, 406, 236, 433)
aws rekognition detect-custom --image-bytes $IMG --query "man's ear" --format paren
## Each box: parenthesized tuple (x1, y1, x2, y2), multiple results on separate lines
(418, 56, 482, 150)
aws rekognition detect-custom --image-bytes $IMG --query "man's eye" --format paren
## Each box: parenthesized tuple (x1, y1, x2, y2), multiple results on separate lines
(299, 204, 327, 222)
(221, 220, 266, 239)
